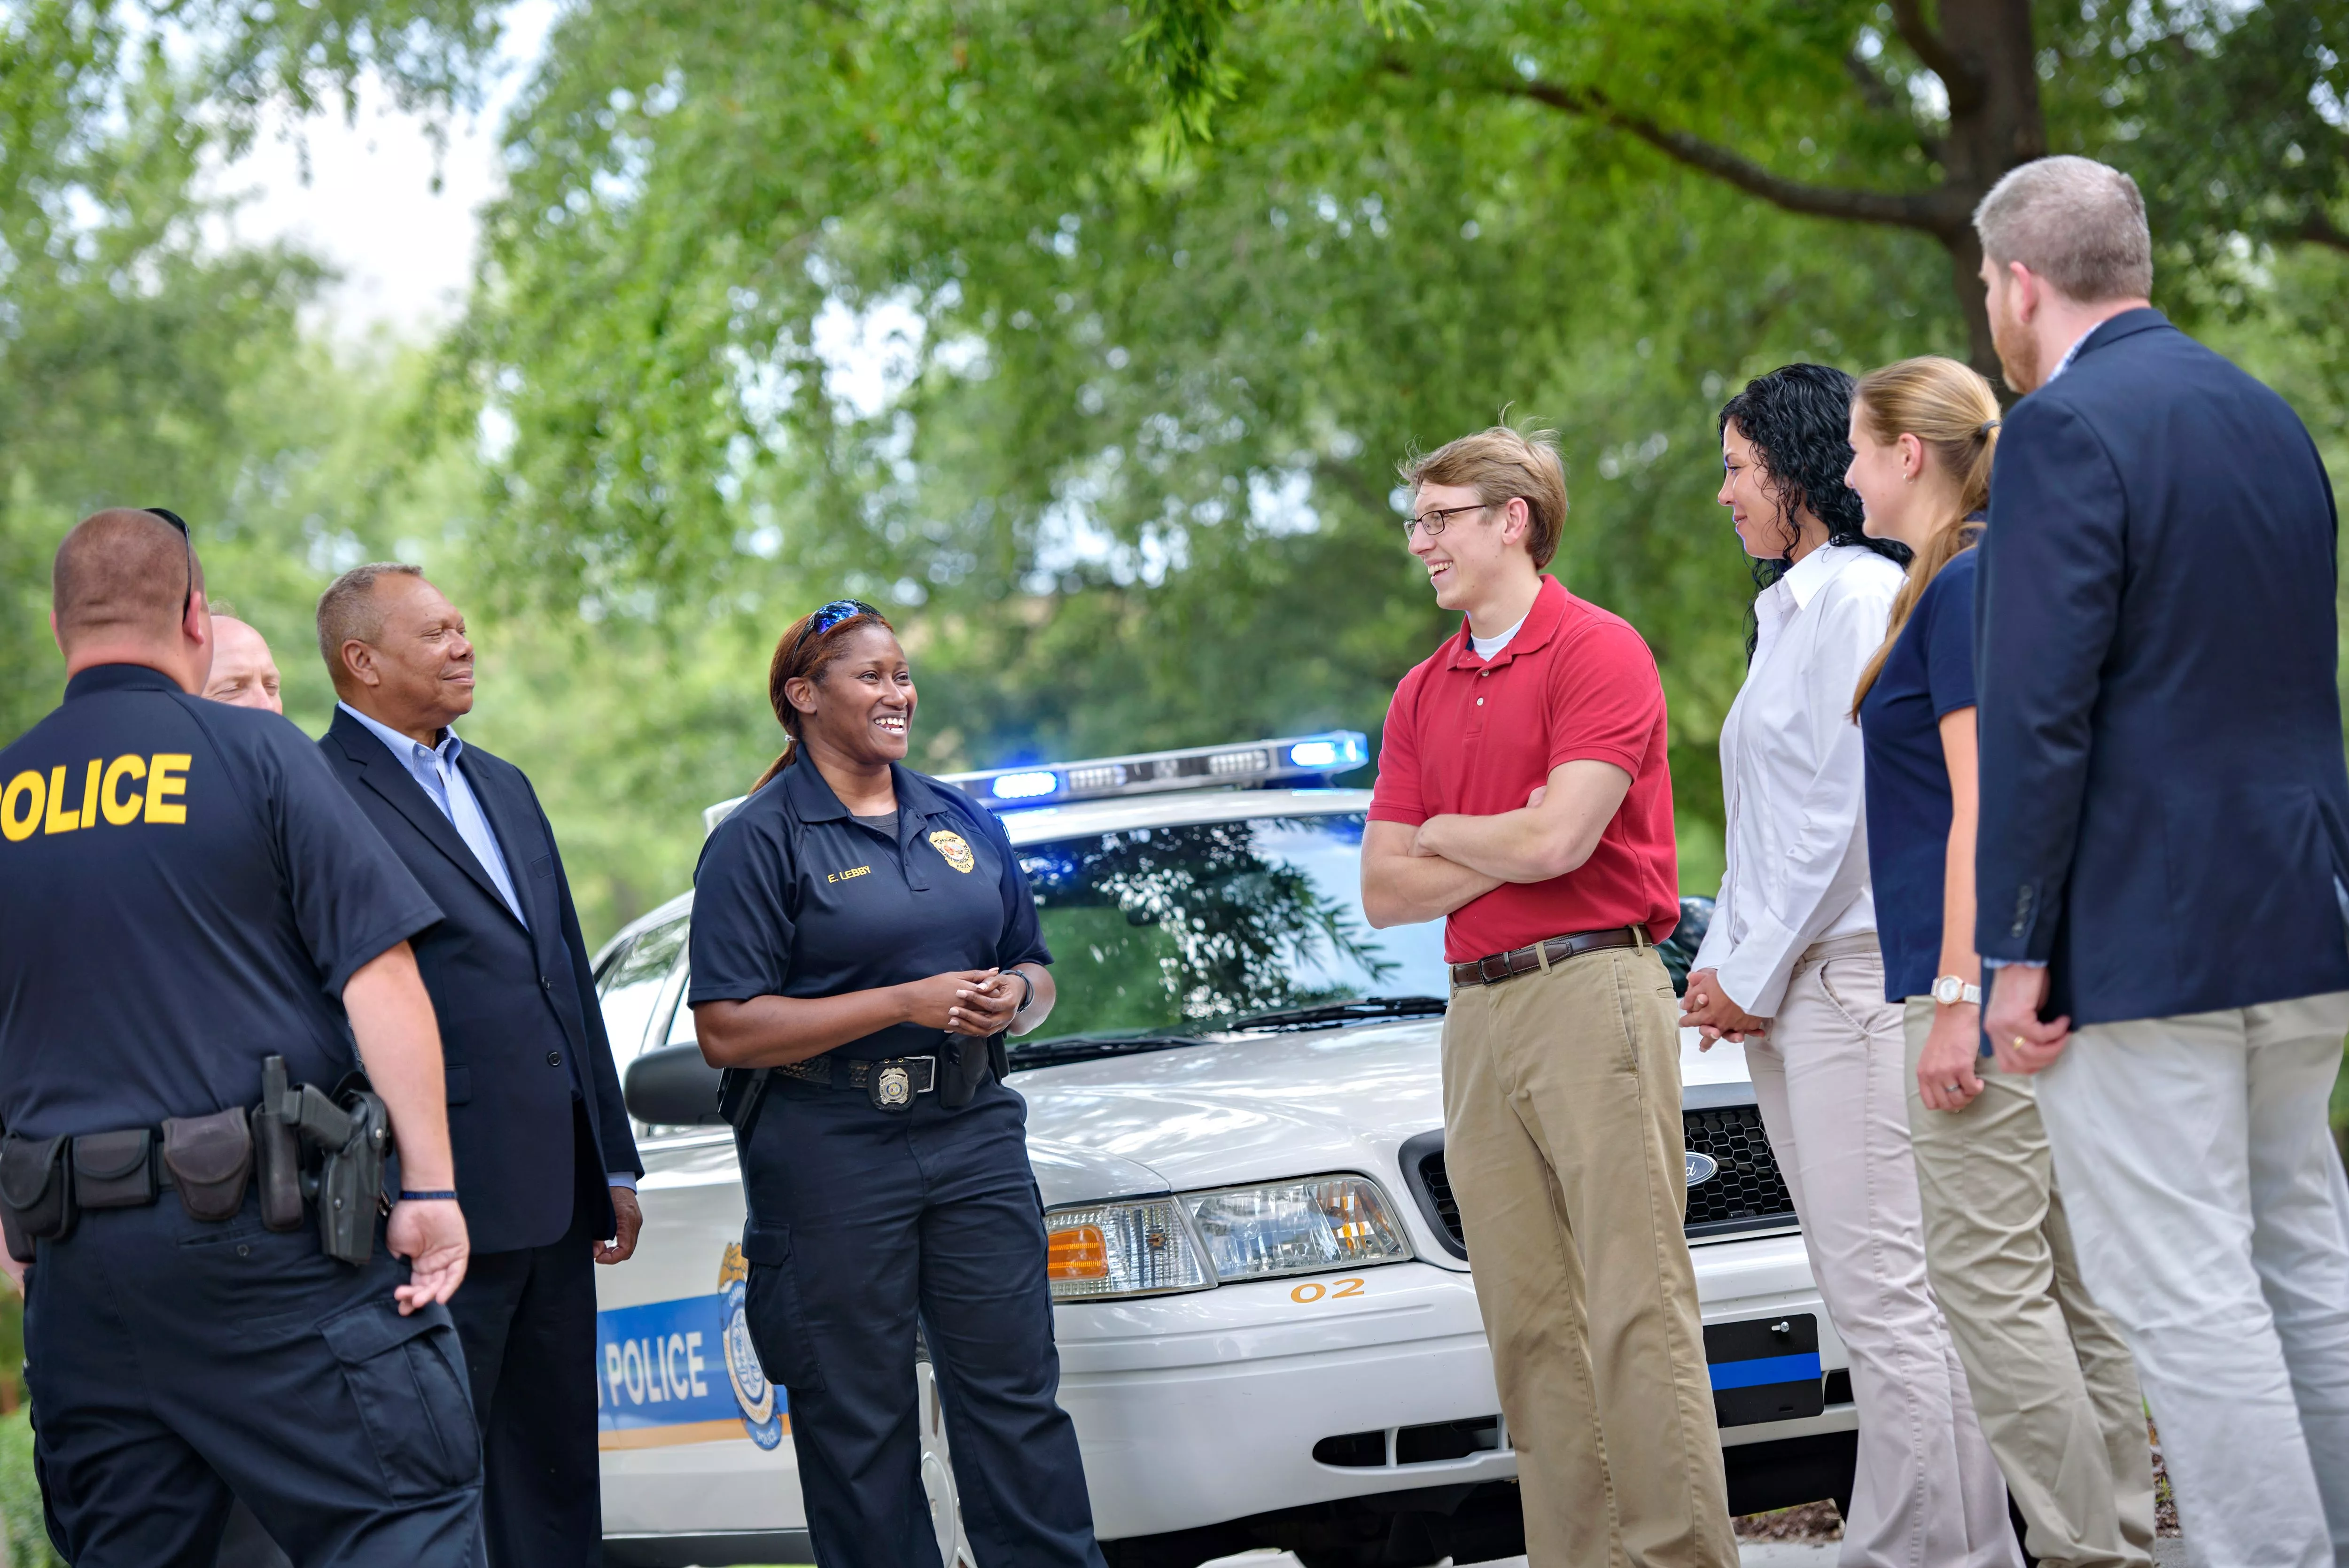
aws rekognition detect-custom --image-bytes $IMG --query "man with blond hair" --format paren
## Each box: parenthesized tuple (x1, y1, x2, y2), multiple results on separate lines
(1361, 428, 1732, 1566)
(1973, 155, 2349, 1564)
(199, 606, 285, 713)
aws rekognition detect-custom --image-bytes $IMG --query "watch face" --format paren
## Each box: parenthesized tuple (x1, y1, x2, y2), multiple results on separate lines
(1934, 976, 1961, 1004)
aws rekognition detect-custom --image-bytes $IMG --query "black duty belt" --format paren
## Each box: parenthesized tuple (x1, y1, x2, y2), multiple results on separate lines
(775, 1054, 938, 1112)
(1449, 926, 1643, 988)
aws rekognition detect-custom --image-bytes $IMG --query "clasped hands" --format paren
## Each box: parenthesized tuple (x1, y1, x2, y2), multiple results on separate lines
(901, 967, 1025, 1037)
(1680, 969, 1767, 1048)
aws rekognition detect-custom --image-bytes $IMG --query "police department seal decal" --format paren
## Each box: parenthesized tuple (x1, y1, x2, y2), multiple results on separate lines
(927, 829, 976, 874)
(876, 1063, 913, 1107)
(717, 1244, 784, 1449)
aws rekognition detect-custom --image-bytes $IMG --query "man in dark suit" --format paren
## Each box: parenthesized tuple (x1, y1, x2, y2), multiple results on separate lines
(1972, 156, 2349, 1562)
(316, 563, 642, 1568)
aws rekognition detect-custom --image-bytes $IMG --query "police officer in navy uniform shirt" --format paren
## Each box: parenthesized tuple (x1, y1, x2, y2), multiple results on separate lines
(0, 510, 481, 1567)
(690, 601, 1106, 1568)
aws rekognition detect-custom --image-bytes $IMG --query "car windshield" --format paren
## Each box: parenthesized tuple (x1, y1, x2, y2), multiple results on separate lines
(1018, 813, 1448, 1040)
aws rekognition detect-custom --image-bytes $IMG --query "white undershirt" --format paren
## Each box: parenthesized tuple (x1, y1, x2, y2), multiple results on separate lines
(1469, 615, 1526, 660)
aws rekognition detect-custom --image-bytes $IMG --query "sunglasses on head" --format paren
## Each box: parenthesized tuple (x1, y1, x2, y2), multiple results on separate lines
(791, 598, 881, 658)
(145, 507, 194, 616)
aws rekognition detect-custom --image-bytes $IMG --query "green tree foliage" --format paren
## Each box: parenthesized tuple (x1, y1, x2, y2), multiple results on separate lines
(0, 0, 502, 743)
(458, 0, 2347, 894)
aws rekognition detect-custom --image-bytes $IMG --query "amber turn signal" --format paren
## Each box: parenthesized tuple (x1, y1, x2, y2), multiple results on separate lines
(1047, 1223, 1109, 1281)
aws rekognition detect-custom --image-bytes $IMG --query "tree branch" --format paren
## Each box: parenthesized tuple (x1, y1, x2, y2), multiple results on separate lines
(1887, 0, 1983, 111)
(2298, 209, 2349, 255)
(1845, 47, 1945, 164)
(1499, 74, 1957, 233)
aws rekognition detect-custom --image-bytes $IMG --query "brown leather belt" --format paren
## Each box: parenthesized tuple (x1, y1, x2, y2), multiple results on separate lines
(1449, 926, 1642, 988)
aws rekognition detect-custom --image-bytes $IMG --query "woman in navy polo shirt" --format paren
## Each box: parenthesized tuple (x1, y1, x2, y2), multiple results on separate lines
(1850, 357, 2154, 1564)
(688, 600, 1107, 1568)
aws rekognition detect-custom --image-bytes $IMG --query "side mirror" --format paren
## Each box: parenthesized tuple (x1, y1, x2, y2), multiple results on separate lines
(624, 1042, 727, 1127)
(1657, 894, 1714, 997)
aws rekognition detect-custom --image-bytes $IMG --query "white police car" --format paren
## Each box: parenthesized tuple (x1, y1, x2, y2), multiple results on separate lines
(590, 735, 1858, 1568)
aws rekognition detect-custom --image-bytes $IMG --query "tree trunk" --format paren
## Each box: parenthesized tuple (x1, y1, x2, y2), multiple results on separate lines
(1921, 0, 2046, 383)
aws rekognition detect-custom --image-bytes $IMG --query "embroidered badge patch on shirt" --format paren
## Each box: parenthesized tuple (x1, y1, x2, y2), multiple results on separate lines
(927, 829, 976, 874)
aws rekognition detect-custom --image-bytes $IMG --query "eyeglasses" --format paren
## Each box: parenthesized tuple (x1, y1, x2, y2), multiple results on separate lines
(144, 507, 193, 616)
(790, 598, 882, 660)
(1403, 502, 1497, 540)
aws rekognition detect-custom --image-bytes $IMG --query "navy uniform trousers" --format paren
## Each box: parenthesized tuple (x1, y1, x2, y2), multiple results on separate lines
(28, 1195, 482, 1568)
(739, 1072, 1106, 1568)
(444, 1104, 606, 1568)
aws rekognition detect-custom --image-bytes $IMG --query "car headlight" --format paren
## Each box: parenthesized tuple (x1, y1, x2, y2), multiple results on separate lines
(1183, 1175, 1412, 1282)
(1044, 1197, 1214, 1301)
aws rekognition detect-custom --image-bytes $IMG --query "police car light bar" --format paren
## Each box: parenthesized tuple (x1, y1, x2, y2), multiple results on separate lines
(701, 730, 1369, 836)
(941, 730, 1369, 810)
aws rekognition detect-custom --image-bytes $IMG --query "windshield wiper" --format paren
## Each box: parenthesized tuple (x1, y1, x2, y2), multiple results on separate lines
(1223, 995, 1449, 1032)
(1005, 1033, 1212, 1071)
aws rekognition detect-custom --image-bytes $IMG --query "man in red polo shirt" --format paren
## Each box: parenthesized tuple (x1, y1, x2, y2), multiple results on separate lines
(1363, 427, 1733, 1568)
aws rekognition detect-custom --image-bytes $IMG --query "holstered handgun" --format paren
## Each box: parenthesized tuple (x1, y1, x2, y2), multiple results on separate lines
(250, 1055, 391, 1265)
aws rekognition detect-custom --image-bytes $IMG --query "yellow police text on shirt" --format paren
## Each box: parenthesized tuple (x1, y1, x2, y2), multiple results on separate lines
(0, 753, 190, 840)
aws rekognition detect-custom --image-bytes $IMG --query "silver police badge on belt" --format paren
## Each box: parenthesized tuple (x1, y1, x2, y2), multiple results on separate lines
(873, 1063, 914, 1110)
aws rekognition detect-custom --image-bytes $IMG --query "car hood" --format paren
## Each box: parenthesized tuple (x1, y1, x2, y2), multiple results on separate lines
(1016, 1018, 1754, 1205)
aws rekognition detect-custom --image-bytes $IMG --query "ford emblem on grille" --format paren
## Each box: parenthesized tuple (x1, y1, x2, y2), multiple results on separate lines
(1685, 1151, 1720, 1186)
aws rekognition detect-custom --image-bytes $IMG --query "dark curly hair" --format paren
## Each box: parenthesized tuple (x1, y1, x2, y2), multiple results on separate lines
(1719, 363, 1910, 660)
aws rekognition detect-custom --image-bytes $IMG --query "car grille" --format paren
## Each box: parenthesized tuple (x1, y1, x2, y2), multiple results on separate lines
(1681, 1103, 1797, 1236)
(1404, 1103, 1797, 1255)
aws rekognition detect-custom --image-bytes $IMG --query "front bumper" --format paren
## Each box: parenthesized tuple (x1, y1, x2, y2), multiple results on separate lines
(1057, 1230, 1852, 1541)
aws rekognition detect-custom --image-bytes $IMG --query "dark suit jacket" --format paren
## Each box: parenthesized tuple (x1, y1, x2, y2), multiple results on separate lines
(322, 708, 640, 1253)
(1975, 307, 2349, 1025)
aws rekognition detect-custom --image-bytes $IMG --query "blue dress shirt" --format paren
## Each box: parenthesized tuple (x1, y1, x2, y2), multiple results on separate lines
(336, 703, 527, 928)
(336, 702, 638, 1194)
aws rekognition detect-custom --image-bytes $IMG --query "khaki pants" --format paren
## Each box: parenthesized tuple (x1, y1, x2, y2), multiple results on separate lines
(1746, 936, 2015, 1568)
(1442, 941, 1734, 1568)
(1901, 997, 2155, 1568)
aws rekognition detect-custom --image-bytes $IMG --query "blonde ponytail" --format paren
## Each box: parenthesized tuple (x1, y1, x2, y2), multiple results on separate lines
(1849, 357, 2003, 716)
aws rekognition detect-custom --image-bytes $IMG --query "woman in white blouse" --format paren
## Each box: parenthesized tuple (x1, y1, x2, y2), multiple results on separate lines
(1681, 364, 2015, 1568)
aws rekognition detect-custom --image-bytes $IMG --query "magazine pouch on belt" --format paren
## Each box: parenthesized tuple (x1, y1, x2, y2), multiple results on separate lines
(72, 1129, 156, 1210)
(162, 1109, 254, 1222)
(0, 1134, 73, 1262)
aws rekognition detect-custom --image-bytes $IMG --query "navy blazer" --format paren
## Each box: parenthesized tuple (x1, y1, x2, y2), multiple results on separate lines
(321, 708, 641, 1253)
(1975, 308, 2349, 1025)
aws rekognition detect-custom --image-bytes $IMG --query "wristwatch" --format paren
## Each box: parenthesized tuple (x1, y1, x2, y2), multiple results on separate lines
(1931, 974, 1983, 1006)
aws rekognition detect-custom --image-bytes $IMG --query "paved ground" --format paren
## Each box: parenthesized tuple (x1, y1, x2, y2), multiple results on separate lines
(1204, 1545, 2198, 1567)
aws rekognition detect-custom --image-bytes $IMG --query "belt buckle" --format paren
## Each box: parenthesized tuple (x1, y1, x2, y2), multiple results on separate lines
(1477, 953, 1511, 985)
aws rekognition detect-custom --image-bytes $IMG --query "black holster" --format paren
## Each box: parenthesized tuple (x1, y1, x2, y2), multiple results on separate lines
(718, 1066, 773, 1134)
(937, 1034, 1000, 1110)
(250, 1055, 391, 1265)
(0, 1134, 74, 1263)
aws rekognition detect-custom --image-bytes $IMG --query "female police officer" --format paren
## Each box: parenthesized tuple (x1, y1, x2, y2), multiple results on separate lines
(688, 600, 1106, 1568)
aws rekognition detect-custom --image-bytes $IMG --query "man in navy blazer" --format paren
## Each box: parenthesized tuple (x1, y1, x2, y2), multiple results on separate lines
(317, 564, 642, 1568)
(1972, 156, 2349, 1562)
